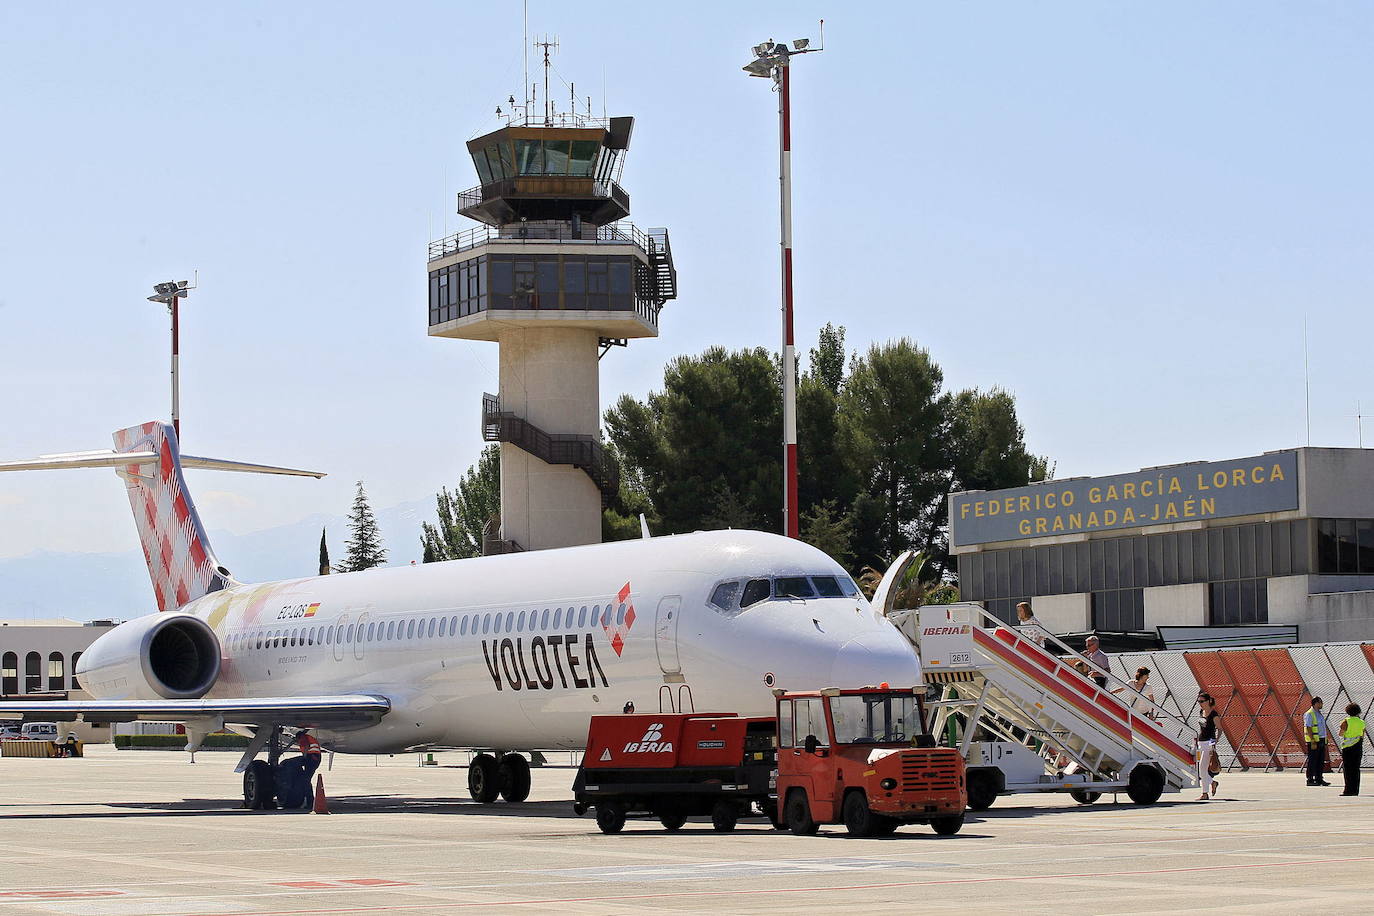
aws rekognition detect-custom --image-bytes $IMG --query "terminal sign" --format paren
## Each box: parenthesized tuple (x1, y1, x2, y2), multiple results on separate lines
(950, 451, 1299, 547)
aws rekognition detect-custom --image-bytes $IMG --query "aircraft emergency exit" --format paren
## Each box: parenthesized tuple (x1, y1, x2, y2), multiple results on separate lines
(0, 421, 921, 807)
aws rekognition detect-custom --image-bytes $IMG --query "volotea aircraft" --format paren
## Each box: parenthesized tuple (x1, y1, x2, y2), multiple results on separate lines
(0, 422, 921, 808)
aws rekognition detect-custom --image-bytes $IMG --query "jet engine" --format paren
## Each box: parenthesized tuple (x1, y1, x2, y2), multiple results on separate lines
(75, 612, 221, 700)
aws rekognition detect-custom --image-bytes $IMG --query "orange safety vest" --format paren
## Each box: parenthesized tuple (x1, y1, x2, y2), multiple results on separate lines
(298, 734, 322, 756)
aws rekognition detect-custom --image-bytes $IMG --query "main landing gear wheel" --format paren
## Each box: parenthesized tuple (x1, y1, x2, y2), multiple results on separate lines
(1127, 766, 1165, 805)
(595, 801, 626, 834)
(966, 771, 998, 811)
(1070, 789, 1102, 805)
(785, 790, 819, 836)
(243, 760, 276, 810)
(498, 753, 531, 803)
(931, 813, 965, 836)
(468, 753, 500, 803)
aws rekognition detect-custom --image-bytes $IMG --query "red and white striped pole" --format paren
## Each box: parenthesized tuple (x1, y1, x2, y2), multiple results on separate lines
(778, 62, 799, 539)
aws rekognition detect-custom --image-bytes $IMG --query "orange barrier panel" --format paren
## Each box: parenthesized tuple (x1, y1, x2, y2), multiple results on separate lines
(1251, 649, 1320, 770)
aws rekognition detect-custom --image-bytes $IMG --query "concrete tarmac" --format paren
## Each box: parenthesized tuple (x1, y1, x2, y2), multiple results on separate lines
(0, 746, 1370, 915)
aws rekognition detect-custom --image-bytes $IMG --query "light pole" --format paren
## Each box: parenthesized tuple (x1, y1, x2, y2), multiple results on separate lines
(743, 26, 822, 539)
(148, 280, 192, 441)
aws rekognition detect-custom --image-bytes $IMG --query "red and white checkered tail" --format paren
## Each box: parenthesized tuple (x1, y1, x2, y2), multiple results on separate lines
(112, 422, 230, 612)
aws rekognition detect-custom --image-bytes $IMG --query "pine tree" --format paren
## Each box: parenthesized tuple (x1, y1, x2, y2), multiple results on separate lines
(341, 481, 387, 572)
(318, 527, 331, 575)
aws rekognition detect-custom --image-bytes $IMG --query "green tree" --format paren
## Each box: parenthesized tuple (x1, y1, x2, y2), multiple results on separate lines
(318, 527, 330, 576)
(341, 481, 387, 572)
(605, 346, 782, 535)
(800, 499, 855, 568)
(807, 322, 847, 397)
(422, 444, 500, 561)
(602, 440, 661, 541)
(839, 339, 952, 566)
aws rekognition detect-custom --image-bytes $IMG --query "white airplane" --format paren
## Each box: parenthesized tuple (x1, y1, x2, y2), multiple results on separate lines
(0, 421, 921, 808)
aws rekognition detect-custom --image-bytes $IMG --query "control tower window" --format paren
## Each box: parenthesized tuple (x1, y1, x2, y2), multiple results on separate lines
(563, 258, 586, 309)
(543, 139, 570, 174)
(516, 139, 544, 175)
(609, 261, 632, 311)
(570, 140, 599, 177)
(474, 149, 494, 186)
(536, 259, 559, 305)
(496, 143, 514, 179)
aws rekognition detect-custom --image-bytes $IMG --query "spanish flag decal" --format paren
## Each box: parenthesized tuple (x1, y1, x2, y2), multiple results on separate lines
(304, 603, 320, 617)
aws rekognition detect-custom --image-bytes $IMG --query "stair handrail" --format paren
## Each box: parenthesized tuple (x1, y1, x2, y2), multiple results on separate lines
(955, 602, 1197, 755)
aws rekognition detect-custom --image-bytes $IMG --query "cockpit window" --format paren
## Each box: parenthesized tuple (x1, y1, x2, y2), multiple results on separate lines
(811, 576, 845, 598)
(837, 575, 860, 597)
(709, 581, 741, 611)
(741, 579, 772, 608)
(774, 577, 816, 599)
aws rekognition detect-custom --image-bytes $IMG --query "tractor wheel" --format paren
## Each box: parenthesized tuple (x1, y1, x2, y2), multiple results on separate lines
(1127, 766, 1165, 805)
(842, 791, 879, 838)
(966, 771, 998, 811)
(931, 813, 965, 836)
(467, 753, 500, 803)
(658, 811, 687, 831)
(785, 790, 819, 836)
(595, 801, 626, 834)
(711, 801, 738, 832)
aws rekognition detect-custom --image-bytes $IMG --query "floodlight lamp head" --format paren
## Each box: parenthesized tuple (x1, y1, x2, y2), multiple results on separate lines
(742, 57, 774, 78)
(753, 40, 776, 57)
(792, 38, 810, 50)
(153, 282, 178, 296)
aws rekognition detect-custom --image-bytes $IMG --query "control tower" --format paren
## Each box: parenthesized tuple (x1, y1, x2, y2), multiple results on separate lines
(426, 73, 677, 552)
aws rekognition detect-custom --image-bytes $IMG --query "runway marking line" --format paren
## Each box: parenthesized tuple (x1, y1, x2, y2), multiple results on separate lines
(271, 882, 414, 890)
(0, 891, 124, 899)
(177, 854, 1374, 915)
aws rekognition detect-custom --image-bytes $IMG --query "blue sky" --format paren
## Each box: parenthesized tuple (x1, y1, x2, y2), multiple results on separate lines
(1, 2, 1371, 569)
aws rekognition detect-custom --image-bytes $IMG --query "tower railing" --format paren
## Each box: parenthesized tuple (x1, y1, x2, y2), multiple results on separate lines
(428, 220, 661, 262)
(481, 393, 620, 507)
(455, 178, 630, 217)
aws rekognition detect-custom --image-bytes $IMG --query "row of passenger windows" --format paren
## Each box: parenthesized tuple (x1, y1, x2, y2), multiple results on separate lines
(226, 603, 630, 653)
(709, 574, 861, 612)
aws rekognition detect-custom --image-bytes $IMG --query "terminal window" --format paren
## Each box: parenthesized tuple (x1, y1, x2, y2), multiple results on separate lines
(1316, 519, 1374, 575)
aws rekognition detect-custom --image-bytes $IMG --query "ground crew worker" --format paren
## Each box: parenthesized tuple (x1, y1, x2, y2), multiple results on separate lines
(297, 731, 323, 782)
(1338, 703, 1365, 796)
(1303, 697, 1334, 786)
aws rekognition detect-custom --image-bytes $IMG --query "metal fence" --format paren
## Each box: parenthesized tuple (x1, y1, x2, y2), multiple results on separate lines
(1107, 643, 1374, 771)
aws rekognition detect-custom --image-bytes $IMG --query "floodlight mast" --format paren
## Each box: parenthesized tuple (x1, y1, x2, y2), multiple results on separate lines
(147, 277, 194, 441)
(742, 23, 823, 540)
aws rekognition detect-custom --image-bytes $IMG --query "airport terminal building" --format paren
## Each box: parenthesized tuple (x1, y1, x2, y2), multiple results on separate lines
(949, 448, 1374, 643)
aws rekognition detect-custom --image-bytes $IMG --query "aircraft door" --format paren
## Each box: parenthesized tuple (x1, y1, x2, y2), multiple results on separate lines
(332, 614, 349, 662)
(654, 596, 682, 675)
(354, 612, 370, 661)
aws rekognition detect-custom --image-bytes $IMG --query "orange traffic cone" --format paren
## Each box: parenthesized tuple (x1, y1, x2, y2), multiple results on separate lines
(312, 775, 331, 815)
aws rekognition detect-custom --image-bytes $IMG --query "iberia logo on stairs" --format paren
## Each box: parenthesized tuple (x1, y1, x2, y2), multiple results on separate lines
(622, 722, 673, 754)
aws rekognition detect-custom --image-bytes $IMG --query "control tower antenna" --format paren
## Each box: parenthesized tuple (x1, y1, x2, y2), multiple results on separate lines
(522, 0, 529, 108)
(535, 36, 559, 125)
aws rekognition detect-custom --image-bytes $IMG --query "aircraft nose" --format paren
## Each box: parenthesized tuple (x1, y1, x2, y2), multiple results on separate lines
(829, 630, 922, 688)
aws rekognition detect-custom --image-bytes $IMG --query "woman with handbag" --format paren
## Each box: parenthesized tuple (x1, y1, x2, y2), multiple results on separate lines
(1196, 693, 1221, 801)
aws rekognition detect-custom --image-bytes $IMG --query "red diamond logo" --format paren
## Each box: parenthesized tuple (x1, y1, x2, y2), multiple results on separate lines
(624, 605, 636, 628)
(610, 632, 625, 656)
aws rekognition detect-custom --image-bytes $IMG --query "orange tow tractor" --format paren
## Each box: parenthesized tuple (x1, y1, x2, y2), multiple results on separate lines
(775, 685, 967, 836)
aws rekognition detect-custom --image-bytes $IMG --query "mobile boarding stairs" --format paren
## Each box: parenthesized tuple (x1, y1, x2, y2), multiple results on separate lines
(890, 602, 1200, 808)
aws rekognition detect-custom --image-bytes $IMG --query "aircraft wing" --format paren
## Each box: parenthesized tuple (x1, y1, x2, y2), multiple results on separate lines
(0, 694, 390, 729)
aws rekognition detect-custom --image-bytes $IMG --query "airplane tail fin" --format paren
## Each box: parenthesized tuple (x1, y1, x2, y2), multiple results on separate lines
(0, 421, 325, 611)
(111, 422, 228, 611)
